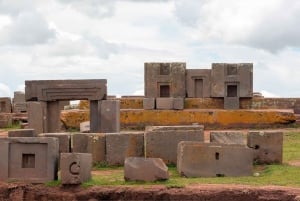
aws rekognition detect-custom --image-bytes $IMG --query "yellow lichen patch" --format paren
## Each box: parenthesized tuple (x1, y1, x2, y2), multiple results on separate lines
(120, 98, 143, 109)
(79, 100, 90, 109)
(60, 109, 89, 129)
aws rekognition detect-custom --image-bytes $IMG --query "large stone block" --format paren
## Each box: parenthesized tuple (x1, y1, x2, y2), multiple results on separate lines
(8, 129, 36, 137)
(39, 133, 71, 153)
(156, 98, 173, 110)
(173, 97, 184, 110)
(247, 131, 283, 164)
(0, 137, 59, 183)
(60, 153, 92, 185)
(224, 97, 240, 110)
(143, 98, 155, 110)
(177, 142, 253, 177)
(72, 133, 106, 164)
(0, 113, 12, 128)
(210, 131, 246, 145)
(27, 102, 47, 134)
(0, 98, 11, 113)
(145, 125, 204, 164)
(144, 62, 186, 98)
(106, 132, 144, 165)
(186, 69, 211, 98)
(124, 157, 169, 182)
(100, 100, 120, 133)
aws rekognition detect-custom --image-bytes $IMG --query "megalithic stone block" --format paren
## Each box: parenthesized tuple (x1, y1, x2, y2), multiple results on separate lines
(210, 131, 246, 145)
(143, 98, 155, 110)
(124, 157, 169, 182)
(247, 131, 283, 164)
(100, 100, 120, 133)
(0, 137, 59, 183)
(177, 142, 253, 177)
(8, 129, 36, 137)
(60, 153, 92, 185)
(39, 133, 71, 153)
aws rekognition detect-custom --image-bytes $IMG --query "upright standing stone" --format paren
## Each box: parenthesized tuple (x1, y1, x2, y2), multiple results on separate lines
(145, 125, 204, 164)
(100, 100, 120, 133)
(247, 131, 283, 164)
(12, 92, 27, 113)
(106, 132, 144, 165)
(143, 98, 155, 110)
(28, 102, 47, 135)
(60, 153, 92, 185)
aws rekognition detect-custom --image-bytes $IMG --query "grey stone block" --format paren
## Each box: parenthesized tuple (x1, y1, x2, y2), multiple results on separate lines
(177, 142, 253, 177)
(156, 98, 173, 110)
(143, 98, 155, 110)
(186, 69, 211, 98)
(145, 125, 204, 164)
(224, 97, 240, 110)
(100, 100, 120, 133)
(173, 97, 184, 110)
(106, 132, 144, 165)
(60, 153, 92, 185)
(72, 133, 106, 164)
(8, 129, 36, 137)
(0, 98, 11, 113)
(124, 157, 169, 182)
(247, 131, 283, 164)
(0, 137, 59, 183)
(27, 102, 46, 134)
(39, 133, 71, 153)
(210, 131, 246, 145)
(80, 121, 90, 133)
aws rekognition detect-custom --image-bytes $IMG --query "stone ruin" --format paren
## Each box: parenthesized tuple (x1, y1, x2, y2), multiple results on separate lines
(0, 62, 290, 184)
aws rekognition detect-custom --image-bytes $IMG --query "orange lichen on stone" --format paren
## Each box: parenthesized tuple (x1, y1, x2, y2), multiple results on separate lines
(79, 100, 90, 109)
(60, 109, 89, 129)
(120, 98, 143, 109)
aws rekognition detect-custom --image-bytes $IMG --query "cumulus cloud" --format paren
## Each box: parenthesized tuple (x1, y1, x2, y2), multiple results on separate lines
(0, 11, 56, 46)
(173, 0, 300, 52)
(0, 0, 34, 16)
(0, 83, 11, 97)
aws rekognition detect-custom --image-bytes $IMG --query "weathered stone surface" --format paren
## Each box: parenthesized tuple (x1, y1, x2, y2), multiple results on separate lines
(121, 109, 296, 130)
(173, 97, 184, 110)
(0, 137, 59, 183)
(25, 79, 107, 101)
(124, 157, 169, 182)
(106, 132, 144, 165)
(72, 133, 106, 164)
(61, 110, 89, 129)
(145, 125, 204, 164)
(210, 131, 246, 145)
(60, 153, 92, 185)
(143, 98, 155, 110)
(247, 131, 283, 164)
(8, 129, 36, 137)
(186, 69, 211, 98)
(27, 102, 46, 134)
(0, 113, 12, 128)
(177, 142, 253, 177)
(100, 100, 120, 133)
(144, 62, 186, 98)
(39, 133, 71, 153)
(0, 98, 11, 113)
(156, 98, 174, 110)
(224, 96, 240, 110)
(80, 121, 90, 133)
(13, 91, 26, 113)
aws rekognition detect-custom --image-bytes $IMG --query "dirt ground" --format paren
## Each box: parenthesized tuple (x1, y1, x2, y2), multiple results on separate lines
(1, 182, 300, 201)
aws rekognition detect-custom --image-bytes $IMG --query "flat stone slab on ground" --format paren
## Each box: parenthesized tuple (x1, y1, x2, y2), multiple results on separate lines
(124, 157, 169, 182)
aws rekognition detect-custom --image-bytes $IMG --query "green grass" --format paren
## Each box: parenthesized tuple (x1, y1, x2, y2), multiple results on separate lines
(81, 131, 300, 188)
(2, 123, 21, 131)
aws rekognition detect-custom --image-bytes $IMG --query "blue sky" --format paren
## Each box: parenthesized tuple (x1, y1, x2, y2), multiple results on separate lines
(0, 0, 300, 98)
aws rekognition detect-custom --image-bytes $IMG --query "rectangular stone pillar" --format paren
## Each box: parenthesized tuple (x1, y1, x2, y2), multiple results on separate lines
(28, 102, 47, 134)
(47, 101, 61, 133)
(90, 100, 101, 133)
(100, 100, 120, 133)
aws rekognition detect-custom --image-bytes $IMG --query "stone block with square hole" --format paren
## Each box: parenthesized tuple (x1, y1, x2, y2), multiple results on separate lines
(0, 137, 59, 183)
(106, 132, 144, 165)
(39, 133, 71, 153)
(8, 129, 36, 137)
(145, 125, 204, 165)
(210, 131, 246, 145)
(72, 133, 106, 164)
(247, 131, 283, 164)
(177, 141, 253, 177)
(60, 153, 92, 185)
(124, 157, 169, 182)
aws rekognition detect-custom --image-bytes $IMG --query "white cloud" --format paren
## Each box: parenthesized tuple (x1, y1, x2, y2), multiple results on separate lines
(261, 90, 280, 98)
(0, 83, 11, 97)
(0, 11, 56, 46)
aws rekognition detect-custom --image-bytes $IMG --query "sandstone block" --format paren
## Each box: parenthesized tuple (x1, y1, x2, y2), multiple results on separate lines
(106, 132, 144, 165)
(210, 131, 246, 145)
(247, 131, 283, 164)
(100, 100, 120, 133)
(124, 157, 169, 182)
(145, 125, 204, 164)
(177, 142, 253, 177)
(156, 98, 173, 110)
(143, 98, 155, 110)
(60, 153, 92, 185)
(173, 98, 184, 110)
(39, 133, 71, 153)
